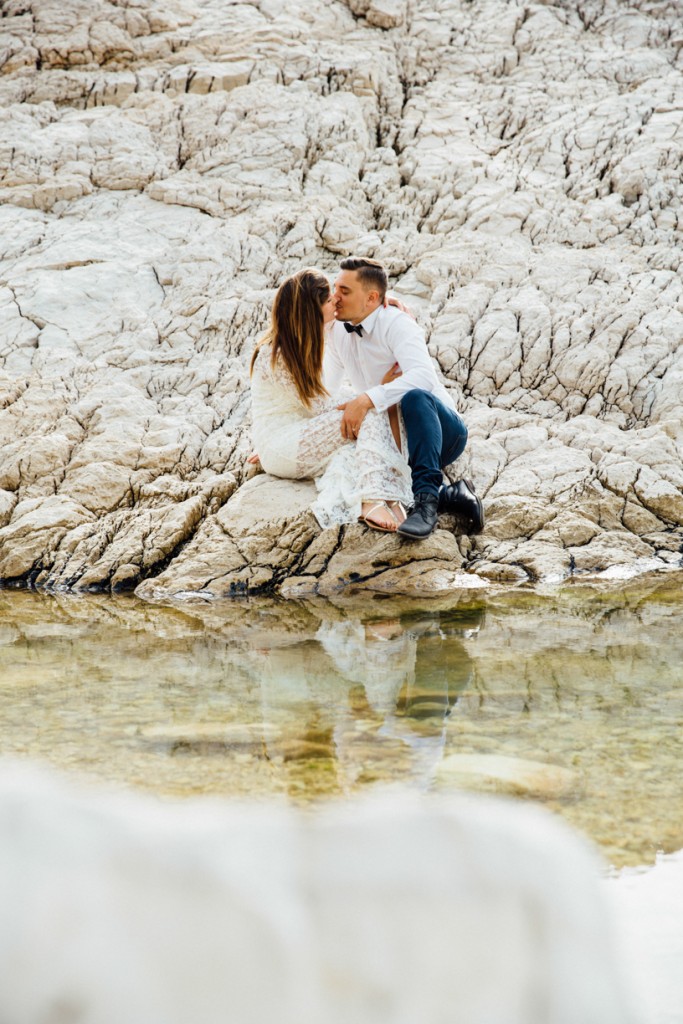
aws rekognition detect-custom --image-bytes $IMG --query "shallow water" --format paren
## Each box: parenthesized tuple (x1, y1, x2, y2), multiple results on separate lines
(1, 573, 682, 868)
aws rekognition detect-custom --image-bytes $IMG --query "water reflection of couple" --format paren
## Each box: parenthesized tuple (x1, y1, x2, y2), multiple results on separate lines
(249, 258, 484, 539)
(254, 606, 484, 793)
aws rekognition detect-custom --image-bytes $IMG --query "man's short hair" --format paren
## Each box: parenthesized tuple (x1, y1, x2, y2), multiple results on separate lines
(340, 256, 388, 300)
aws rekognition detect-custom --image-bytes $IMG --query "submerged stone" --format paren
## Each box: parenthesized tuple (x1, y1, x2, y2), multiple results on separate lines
(436, 753, 581, 800)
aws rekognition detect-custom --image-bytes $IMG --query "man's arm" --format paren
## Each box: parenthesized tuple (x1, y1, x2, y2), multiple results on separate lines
(336, 362, 402, 440)
(365, 316, 440, 412)
(325, 326, 371, 438)
(337, 392, 374, 439)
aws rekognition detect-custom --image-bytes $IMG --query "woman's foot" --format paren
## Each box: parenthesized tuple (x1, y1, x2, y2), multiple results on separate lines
(387, 500, 407, 526)
(359, 500, 399, 532)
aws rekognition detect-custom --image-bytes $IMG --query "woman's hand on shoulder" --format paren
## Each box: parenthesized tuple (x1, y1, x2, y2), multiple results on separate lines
(384, 295, 415, 320)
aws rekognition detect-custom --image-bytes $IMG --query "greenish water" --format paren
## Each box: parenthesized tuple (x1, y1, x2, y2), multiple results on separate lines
(1, 574, 682, 869)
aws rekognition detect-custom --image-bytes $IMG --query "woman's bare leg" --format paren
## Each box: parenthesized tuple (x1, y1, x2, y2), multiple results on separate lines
(388, 405, 401, 451)
(355, 408, 412, 531)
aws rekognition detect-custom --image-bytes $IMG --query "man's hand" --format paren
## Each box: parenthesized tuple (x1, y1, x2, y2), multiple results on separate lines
(337, 393, 374, 439)
(246, 452, 260, 465)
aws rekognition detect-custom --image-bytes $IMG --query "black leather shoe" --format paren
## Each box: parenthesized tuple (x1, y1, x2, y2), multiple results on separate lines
(397, 493, 439, 540)
(438, 478, 485, 534)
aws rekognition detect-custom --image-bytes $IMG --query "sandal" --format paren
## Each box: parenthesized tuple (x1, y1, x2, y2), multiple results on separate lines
(359, 500, 399, 533)
(387, 500, 407, 527)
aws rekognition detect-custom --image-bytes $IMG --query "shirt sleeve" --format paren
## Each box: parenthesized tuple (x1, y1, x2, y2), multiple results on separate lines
(322, 328, 346, 398)
(365, 316, 441, 412)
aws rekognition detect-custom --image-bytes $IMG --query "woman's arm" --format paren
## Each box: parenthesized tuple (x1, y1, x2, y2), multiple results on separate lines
(381, 362, 402, 386)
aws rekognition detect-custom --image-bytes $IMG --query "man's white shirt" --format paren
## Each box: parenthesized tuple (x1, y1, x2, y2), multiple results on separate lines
(323, 305, 456, 413)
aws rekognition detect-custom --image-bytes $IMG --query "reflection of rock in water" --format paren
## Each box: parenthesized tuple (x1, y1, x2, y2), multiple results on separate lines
(2, 585, 681, 864)
(0, 761, 636, 1024)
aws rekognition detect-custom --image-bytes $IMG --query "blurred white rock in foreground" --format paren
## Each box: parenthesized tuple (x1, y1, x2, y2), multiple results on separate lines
(605, 851, 683, 1024)
(0, 762, 634, 1024)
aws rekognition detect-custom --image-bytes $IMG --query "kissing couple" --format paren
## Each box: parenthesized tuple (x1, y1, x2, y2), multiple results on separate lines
(249, 257, 483, 540)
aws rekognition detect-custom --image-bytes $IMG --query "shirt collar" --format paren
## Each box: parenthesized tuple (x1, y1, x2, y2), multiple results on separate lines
(358, 305, 381, 335)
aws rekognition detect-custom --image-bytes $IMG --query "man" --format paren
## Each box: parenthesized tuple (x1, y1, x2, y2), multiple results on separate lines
(324, 256, 484, 539)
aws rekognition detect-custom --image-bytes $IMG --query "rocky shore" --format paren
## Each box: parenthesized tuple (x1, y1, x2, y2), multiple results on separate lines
(1, 0, 682, 598)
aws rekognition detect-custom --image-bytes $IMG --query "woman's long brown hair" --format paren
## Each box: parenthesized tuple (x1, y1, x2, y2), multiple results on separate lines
(250, 268, 330, 407)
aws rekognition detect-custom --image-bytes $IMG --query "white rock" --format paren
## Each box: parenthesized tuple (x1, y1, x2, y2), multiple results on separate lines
(0, 0, 681, 594)
(605, 851, 683, 1024)
(0, 761, 635, 1024)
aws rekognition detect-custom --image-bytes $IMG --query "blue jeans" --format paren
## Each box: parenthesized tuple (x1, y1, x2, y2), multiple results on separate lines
(400, 389, 468, 497)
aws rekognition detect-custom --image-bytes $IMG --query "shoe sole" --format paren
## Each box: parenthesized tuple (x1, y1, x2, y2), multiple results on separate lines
(396, 523, 437, 540)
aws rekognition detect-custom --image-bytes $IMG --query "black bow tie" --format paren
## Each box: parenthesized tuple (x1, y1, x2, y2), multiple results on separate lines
(343, 322, 364, 336)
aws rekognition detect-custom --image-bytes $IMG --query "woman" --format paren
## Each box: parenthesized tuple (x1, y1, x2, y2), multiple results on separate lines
(250, 268, 413, 532)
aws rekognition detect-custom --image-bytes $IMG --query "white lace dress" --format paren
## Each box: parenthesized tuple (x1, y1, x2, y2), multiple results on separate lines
(250, 344, 413, 528)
